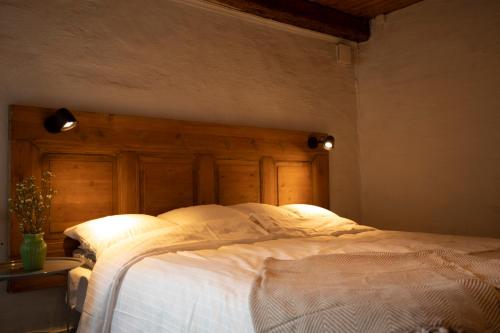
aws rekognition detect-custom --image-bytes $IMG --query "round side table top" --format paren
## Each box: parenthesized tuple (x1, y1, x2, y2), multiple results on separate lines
(0, 257, 83, 280)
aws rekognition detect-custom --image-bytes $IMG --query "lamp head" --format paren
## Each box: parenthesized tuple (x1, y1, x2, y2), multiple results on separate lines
(44, 108, 78, 133)
(323, 135, 334, 150)
(308, 135, 335, 151)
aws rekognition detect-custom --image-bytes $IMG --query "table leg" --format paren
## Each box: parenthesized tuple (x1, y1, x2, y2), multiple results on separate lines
(65, 271, 71, 333)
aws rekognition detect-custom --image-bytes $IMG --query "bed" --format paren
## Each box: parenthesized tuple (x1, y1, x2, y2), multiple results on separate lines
(9, 106, 500, 332)
(62, 204, 500, 333)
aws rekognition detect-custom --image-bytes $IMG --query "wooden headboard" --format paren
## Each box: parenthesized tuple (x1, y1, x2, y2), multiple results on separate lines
(9, 105, 329, 259)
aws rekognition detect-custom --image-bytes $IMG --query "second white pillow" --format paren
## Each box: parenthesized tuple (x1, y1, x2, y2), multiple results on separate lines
(157, 204, 269, 241)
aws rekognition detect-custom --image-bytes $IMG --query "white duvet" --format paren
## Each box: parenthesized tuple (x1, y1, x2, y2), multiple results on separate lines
(77, 225, 500, 333)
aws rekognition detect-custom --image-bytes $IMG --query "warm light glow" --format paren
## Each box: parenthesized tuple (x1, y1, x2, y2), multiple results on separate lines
(61, 121, 77, 132)
(87, 215, 154, 241)
(62, 121, 75, 129)
(323, 140, 333, 150)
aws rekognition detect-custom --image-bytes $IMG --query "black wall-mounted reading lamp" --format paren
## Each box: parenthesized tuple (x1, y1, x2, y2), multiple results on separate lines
(308, 135, 335, 151)
(44, 108, 78, 133)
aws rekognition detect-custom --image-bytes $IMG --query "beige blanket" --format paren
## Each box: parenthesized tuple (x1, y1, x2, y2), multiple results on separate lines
(250, 250, 500, 333)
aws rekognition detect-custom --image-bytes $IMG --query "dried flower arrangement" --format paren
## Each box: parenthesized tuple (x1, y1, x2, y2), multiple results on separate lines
(8, 171, 56, 234)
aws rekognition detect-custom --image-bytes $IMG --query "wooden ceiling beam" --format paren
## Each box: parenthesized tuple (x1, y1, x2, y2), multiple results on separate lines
(204, 0, 370, 42)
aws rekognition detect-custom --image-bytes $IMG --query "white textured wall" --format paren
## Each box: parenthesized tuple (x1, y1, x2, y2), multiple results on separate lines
(357, 0, 500, 237)
(0, 0, 361, 259)
(0, 1, 360, 331)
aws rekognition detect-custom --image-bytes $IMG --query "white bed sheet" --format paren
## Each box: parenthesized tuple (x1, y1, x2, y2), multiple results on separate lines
(104, 230, 500, 333)
(68, 266, 92, 313)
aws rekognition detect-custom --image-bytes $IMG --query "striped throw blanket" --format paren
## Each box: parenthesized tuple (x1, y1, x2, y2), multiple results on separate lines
(250, 250, 500, 333)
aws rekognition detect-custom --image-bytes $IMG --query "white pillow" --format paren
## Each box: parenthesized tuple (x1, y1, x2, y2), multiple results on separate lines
(281, 204, 358, 226)
(230, 203, 299, 219)
(230, 203, 299, 234)
(232, 203, 358, 237)
(64, 214, 167, 258)
(280, 204, 338, 219)
(157, 204, 268, 240)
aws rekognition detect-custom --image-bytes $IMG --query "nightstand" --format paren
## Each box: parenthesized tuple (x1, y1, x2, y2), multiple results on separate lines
(0, 257, 83, 333)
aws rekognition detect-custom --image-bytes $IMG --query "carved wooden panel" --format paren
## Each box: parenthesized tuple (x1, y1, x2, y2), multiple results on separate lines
(9, 141, 41, 259)
(312, 155, 329, 208)
(45, 154, 116, 234)
(117, 152, 139, 214)
(217, 160, 260, 205)
(9, 105, 330, 272)
(140, 156, 194, 215)
(195, 155, 216, 205)
(260, 157, 277, 205)
(277, 162, 313, 205)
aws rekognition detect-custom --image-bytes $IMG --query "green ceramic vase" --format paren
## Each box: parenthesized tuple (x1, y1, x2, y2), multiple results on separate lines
(20, 233, 47, 271)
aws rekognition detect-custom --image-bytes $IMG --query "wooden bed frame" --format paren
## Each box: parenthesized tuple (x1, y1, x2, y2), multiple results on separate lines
(9, 105, 329, 274)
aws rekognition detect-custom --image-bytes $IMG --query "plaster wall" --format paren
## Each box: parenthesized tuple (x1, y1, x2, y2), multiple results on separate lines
(357, 0, 500, 237)
(0, 0, 361, 260)
(0, 1, 360, 331)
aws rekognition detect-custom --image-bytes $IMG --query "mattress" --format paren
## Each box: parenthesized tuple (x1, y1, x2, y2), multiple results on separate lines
(77, 229, 500, 333)
(68, 266, 91, 313)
